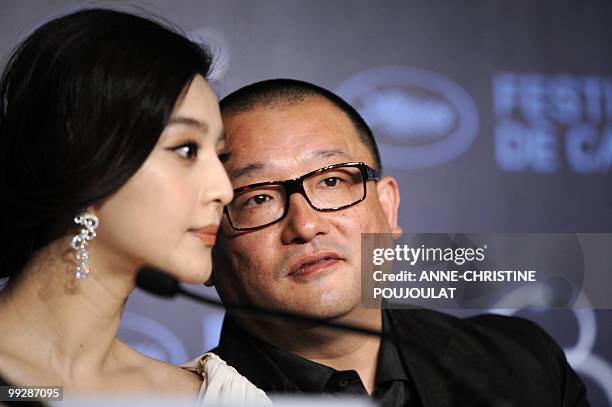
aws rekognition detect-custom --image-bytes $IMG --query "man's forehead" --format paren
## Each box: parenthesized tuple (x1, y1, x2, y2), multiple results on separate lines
(224, 98, 349, 136)
(221, 100, 371, 183)
(225, 147, 355, 183)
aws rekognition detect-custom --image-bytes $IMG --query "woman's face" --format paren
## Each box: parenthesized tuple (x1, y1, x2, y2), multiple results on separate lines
(91, 75, 233, 284)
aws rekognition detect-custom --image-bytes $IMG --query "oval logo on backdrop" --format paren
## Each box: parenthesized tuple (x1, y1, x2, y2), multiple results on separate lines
(336, 66, 479, 169)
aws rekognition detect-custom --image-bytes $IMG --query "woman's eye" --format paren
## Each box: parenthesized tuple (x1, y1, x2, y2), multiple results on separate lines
(172, 142, 199, 160)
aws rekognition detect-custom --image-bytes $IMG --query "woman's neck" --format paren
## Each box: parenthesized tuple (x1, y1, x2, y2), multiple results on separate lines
(0, 235, 136, 384)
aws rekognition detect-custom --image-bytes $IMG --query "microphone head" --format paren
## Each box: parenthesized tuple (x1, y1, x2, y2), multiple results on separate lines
(136, 267, 179, 298)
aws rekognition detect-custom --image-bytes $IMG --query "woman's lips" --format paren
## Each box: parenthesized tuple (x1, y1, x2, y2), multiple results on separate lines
(191, 224, 219, 246)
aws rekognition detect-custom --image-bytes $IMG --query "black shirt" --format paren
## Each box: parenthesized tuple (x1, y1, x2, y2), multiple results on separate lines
(258, 312, 421, 407)
(214, 309, 589, 406)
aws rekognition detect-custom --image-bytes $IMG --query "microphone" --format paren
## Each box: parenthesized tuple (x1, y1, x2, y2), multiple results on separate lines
(136, 267, 383, 336)
(135, 267, 178, 297)
(135, 267, 512, 406)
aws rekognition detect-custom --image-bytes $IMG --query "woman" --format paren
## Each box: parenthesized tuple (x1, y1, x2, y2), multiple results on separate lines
(0, 8, 268, 404)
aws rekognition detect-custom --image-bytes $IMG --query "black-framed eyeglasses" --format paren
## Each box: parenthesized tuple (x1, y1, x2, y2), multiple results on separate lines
(224, 162, 379, 231)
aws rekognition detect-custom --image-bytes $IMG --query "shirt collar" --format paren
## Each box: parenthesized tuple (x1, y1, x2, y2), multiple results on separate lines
(375, 311, 411, 384)
(258, 310, 411, 392)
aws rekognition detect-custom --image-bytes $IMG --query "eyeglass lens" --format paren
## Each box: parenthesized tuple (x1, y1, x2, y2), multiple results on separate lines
(228, 166, 365, 229)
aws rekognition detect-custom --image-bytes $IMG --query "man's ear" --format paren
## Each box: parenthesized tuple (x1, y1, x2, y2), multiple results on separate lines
(376, 176, 403, 238)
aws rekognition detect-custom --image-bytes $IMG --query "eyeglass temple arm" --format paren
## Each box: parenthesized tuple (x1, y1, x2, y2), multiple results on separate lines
(366, 166, 380, 180)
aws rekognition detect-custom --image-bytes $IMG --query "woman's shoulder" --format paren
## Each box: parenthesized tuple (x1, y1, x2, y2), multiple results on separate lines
(181, 352, 271, 405)
(110, 341, 202, 394)
(139, 358, 202, 394)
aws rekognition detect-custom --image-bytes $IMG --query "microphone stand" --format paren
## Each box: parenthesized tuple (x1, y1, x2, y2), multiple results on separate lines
(136, 267, 512, 406)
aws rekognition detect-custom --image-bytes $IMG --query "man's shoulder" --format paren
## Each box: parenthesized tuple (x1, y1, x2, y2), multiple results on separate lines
(387, 309, 587, 405)
(388, 308, 573, 382)
(389, 307, 551, 340)
(389, 308, 560, 353)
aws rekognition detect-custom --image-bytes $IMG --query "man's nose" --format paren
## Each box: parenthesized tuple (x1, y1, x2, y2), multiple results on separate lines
(280, 192, 329, 244)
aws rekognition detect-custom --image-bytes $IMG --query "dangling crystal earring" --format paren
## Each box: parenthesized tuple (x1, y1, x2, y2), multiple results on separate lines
(71, 211, 99, 279)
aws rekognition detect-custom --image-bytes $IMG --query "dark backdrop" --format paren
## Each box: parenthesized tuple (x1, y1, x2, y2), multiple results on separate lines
(1, 1, 610, 405)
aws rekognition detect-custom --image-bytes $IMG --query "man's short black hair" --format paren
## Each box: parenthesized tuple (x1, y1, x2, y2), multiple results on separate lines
(219, 78, 382, 171)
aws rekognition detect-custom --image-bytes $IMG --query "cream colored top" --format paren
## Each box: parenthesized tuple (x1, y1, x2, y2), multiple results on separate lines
(181, 352, 271, 405)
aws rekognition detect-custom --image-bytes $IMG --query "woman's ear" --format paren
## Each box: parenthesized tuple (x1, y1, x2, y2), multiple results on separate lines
(376, 176, 403, 238)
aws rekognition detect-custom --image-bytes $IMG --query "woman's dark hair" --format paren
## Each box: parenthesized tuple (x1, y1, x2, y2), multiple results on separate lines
(0, 8, 213, 279)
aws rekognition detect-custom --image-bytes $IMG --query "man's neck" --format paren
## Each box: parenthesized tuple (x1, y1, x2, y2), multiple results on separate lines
(242, 307, 383, 394)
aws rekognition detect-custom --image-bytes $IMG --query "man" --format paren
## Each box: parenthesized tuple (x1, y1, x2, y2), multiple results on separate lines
(210, 79, 588, 406)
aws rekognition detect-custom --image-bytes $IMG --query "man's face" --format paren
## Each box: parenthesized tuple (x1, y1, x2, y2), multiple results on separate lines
(214, 97, 400, 320)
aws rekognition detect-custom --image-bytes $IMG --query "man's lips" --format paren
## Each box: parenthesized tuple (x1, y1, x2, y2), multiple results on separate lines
(190, 224, 219, 246)
(288, 252, 343, 278)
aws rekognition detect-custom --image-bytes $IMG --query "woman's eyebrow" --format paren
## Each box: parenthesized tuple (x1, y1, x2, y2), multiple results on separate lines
(167, 116, 209, 134)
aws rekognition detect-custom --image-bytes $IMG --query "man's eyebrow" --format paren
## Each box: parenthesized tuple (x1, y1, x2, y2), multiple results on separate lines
(167, 116, 209, 133)
(306, 148, 351, 161)
(226, 148, 352, 181)
(228, 162, 266, 181)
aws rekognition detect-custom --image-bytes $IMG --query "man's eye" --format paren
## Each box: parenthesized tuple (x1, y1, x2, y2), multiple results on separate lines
(321, 177, 342, 187)
(244, 194, 272, 208)
(172, 142, 199, 160)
